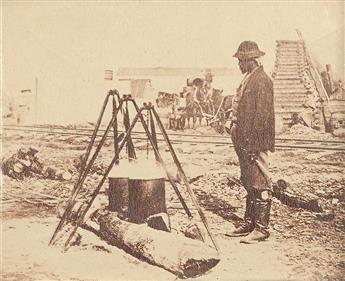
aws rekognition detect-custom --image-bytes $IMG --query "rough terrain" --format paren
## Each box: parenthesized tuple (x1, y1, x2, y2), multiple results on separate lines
(1, 124, 345, 281)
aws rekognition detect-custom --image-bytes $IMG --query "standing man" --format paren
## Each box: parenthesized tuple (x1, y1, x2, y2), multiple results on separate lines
(227, 41, 275, 243)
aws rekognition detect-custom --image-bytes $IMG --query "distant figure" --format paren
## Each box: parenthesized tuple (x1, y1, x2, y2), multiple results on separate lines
(289, 112, 308, 128)
(185, 86, 202, 129)
(227, 41, 275, 243)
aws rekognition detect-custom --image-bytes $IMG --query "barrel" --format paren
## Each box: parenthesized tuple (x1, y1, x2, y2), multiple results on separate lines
(128, 177, 167, 224)
(108, 177, 129, 213)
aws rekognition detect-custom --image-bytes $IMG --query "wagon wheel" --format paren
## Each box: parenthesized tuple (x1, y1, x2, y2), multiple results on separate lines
(210, 110, 227, 134)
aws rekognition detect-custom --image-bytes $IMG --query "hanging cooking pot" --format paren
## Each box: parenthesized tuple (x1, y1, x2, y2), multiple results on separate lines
(128, 161, 167, 224)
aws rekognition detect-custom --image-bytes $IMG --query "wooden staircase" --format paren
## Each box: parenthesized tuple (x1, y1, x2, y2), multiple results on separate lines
(272, 40, 309, 126)
(273, 30, 333, 130)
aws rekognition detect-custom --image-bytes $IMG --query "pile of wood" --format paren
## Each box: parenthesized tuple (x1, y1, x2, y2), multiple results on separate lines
(2, 147, 72, 181)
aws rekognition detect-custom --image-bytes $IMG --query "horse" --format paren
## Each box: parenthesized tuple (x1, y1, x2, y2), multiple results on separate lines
(184, 90, 203, 129)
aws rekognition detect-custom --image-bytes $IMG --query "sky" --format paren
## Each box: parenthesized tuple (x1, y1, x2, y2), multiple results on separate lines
(2, 1, 344, 123)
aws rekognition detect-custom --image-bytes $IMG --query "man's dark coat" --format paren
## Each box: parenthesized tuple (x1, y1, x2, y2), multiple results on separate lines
(233, 66, 275, 153)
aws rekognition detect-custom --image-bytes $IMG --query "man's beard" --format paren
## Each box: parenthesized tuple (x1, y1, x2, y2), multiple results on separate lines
(240, 66, 247, 74)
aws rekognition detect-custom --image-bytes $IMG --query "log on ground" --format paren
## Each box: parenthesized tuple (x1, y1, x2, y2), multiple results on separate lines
(93, 209, 220, 278)
(273, 189, 323, 212)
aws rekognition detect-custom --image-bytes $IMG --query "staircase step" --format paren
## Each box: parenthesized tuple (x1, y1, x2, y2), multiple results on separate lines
(274, 83, 305, 88)
(274, 80, 304, 84)
(274, 87, 306, 92)
(276, 48, 302, 51)
(275, 66, 301, 69)
(274, 89, 307, 95)
(277, 49, 303, 53)
(275, 108, 305, 115)
(274, 79, 304, 83)
(274, 82, 304, 87)
(274, 100, 304, 109)
(274, 89, 306, 93)
(276, 48, 303, 53)
(275, 89, 306, 93)
(276, 53, 303, 57)
(274, 74, 302, 78)
(274, 86, 306, 91)
(275, 63, 303, 67)
(277, 57, 304, 61)
(274, 90, 307, 95)
(274, 72, 301, 76)
(275, 68, 301, 73)
(275, 111, 297, 118)
(275, 63, 302, 67)
(275, 60, 302, 63)
(277, 54, 302, 59)
(275, 95, 307, 101)
(274, 89, 306, 94)
(274, 101, 304, 107)
(274, 92, 307, 100)
(274, 92, 307, 98)
(277, 46, 302, 48)
(276, 109, 304, 114)
(276, 56, 304, 59)
(277, 56, 303, 59)
(274, 76, 302, 80)
(276, 64, 301, 67)
(276, 60, 304, 64)
(276, 40, 303, 44)
(275, 56, 304, 60)
(276, 47, 303, 51)
(274, 72, 302, 76)
(276, 45, 303, 49)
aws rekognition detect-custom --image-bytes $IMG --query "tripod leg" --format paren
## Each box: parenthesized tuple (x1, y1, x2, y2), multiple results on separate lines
(49, 99, 123, 246)
(124, 102, 136, 160)
(149, 110, 159, 161)
(75, 92, 114, 191)
(112, 96, 119, 165)
(151, 106, 219, 251)
(64, 108, 142, 250)
(131, 101, 193, 218)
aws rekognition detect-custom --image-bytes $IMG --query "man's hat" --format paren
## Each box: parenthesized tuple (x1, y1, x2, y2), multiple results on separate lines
(192, 78, 204, 87)
(233, 41, 265, 60)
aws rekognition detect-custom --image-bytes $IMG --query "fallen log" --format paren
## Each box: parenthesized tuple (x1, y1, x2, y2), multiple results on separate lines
(93, 209, 220, 278)
(272, 180, 323, 213)
(228, 177, 323, 212)
(273, 190, 323, 212)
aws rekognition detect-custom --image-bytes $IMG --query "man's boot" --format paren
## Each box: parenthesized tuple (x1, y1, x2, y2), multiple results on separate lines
(226, 196, 255, 237)
(240, 197, 271, 244)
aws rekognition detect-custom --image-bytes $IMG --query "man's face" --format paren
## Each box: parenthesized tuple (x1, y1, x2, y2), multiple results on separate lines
(238, 59, 250, 74)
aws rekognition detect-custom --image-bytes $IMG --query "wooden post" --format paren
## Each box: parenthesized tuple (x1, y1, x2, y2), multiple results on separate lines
(35, 77, 38, 124)
(326, 64, 333, 94)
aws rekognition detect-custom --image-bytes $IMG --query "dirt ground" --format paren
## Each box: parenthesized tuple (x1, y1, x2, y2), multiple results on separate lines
(1, 124, 345, 281)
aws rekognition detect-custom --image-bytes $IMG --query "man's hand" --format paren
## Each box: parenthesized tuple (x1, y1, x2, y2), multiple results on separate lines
(247, 150, 259, 162)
